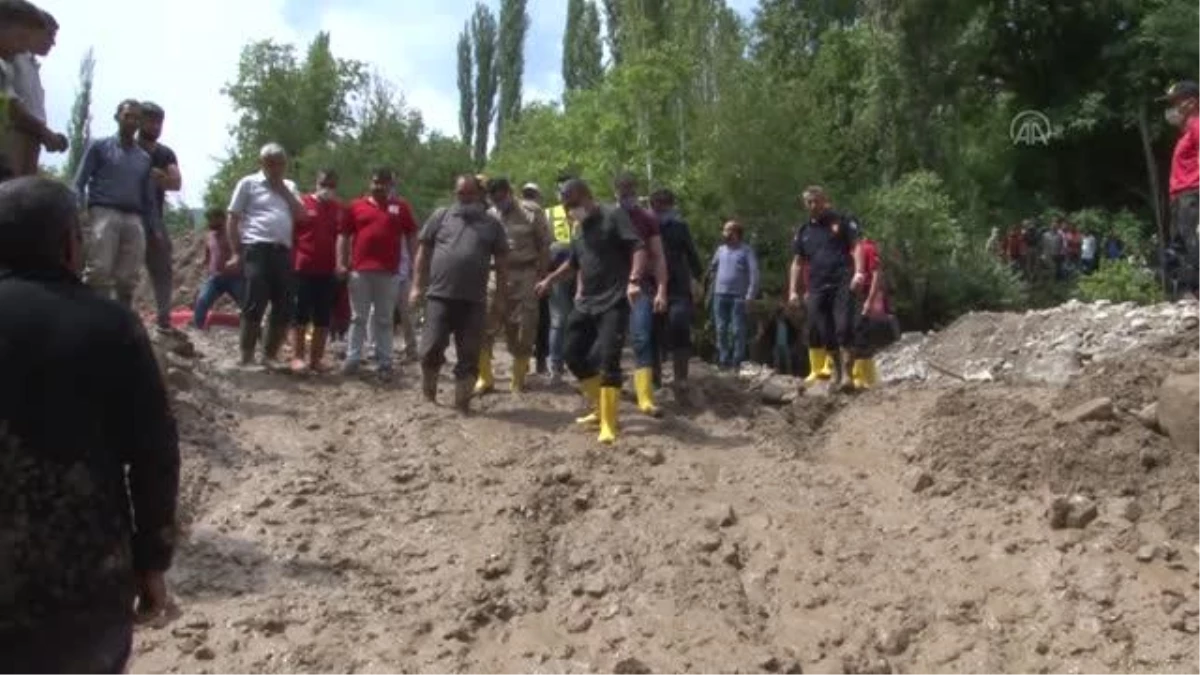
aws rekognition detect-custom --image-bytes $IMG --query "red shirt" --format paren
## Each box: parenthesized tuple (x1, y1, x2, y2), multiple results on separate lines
(1170, 115, 1199, 198)
(859, 239, 890, 315)
(624, 205, 660, 282)
(293, 194, 343, 274)
(342, 195, 418, 272)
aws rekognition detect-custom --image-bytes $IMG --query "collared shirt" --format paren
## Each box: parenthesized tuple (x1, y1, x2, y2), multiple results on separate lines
(419, 203, 509, 304)
(11, 53, 43, 122)
(294, 194, 344, 274)
(570, 205, 644, 315)
(792, 209, 857, 290)
(489, 200, 550, 268)
(1170, 115, 1199, 198)
(343, 195, 418, 272)
(73, 136, 157, 231)
(227, 171, 299, 247)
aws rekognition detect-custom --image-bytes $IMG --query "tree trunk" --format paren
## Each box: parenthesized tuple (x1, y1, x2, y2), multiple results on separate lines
(1136, 103, 1168, 293)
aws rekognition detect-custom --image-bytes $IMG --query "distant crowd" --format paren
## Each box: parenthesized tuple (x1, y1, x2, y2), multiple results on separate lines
(990, 216, 1126, 281)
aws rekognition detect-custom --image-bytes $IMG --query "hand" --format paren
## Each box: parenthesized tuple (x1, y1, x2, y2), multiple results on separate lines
(336, 264, 349, 280)
(788, 291, 801, 307)
(151, 167, 169, 187)
(534, 279, 550, 298)
(134, 570, 169, 621)
(850, 271, 866, 292)
(653, 290, 668, 314)
(224, 255, 242, 274)
(148, 228, 164, 244)
(627, 281, 642, 306)
(408, 286, 421, 308)
(42, 131, 68, 152)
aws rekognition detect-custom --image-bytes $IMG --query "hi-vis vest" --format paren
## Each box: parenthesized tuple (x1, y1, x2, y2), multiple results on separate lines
(547, 204, 573, 242)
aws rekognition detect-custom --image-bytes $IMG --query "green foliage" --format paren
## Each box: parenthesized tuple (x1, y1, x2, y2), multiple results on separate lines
(470, 3, 499, 167)
(563, 0, 603, 91)
(457, 26, 474, 150)
(496, 0, 529, 143)
(1076, 260, 1164, 305)
(65, 48, 95, 180)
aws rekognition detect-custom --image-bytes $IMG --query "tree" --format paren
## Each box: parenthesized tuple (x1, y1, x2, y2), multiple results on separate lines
(603, 0, 623, 66)
(64, 47, 95, 179)
(496, 0, 529, 143)
(471, 2, 499, 167)
(575, 2, 605, 90)
(457, 24, 474, 149)
(563, 0, 584, 91)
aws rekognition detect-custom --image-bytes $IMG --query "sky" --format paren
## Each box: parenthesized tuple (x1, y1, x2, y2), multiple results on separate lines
(37, 0, 755, 205)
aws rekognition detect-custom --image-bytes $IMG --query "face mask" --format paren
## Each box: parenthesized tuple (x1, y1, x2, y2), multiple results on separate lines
(494, 198, 513, 213)
(1165, 107, 1185, 127)
(569, 206, 591, 223)
(619, 196, 637, 210)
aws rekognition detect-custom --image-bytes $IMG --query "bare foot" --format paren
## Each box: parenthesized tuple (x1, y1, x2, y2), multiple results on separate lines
(289, 358, 309, 374)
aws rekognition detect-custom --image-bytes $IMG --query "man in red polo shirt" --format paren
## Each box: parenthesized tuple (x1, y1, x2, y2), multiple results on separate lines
(337, 167, 418, 379)
(290, 168, 342, 373)
(1165, 80, 1199, 297)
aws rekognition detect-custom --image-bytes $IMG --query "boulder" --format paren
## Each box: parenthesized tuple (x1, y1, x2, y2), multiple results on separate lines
(1057, 397, 1115, 425)
(1157, 374, 1198, 455)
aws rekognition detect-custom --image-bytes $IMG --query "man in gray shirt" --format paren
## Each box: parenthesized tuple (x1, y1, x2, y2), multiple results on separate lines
(73, 100, 157, 307)
(410, 174, 509, 412)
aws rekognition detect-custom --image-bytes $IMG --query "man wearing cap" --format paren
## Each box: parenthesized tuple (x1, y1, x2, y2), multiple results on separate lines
(138, 101, 183, 332)
(476, 177, 551, 394)
(1164, 80, 1199, 297)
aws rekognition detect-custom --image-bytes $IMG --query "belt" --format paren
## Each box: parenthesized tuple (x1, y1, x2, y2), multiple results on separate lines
(90, 203, 140, 215)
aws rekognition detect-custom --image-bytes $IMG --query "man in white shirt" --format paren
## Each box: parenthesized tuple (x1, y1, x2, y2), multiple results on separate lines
(226, 143, 307, 366)
(9, 8, 65, 176)
(1080, 231, 1098, 275)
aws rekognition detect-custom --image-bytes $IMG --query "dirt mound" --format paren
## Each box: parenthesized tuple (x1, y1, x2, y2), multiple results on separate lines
(879, 299, 1199, 385)
(134, 229, 222, 316)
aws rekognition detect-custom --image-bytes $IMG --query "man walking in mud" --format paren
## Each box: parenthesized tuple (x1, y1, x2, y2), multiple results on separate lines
(290, 168, 343, 373)
(650, 187, 704, 387)
(137, 101, 183, 333)
(73, 99, 158, 308)
(1163, 80, 1199, 298)
(614, 171, 668, 416)
(410, 174, 509, 412)
(0, 176, 179, 672)
(789, 185, 864, 389)
(476, 177, 551, 394)
(226, 142, 307, 367)
(536, 178, 647, 444)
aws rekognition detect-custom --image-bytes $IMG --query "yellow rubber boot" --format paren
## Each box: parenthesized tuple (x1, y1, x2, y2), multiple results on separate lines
(511, 357, 529, 393)
(862, 358, 879, 388)
(598, 386, 620, 444)
(576, 376, 601, 426)
(804, 348, 830, 384)
(634, 367, 662, 417)
(850, 360, 865, 389)
(474, 348, 494, 394)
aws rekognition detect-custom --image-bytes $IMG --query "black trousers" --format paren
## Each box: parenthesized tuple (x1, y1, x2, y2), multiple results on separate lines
(806, 282, 855, 351)
(292, 272, 337, 328)
(1170, 190, 1199, 295)
(565, 301, 630, 387)
(420, 296, 486, 381)
(240, 243, 293, 355)
(535, 295, 551, 366)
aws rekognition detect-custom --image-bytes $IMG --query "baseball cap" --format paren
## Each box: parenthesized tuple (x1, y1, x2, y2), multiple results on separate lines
(1161, 80, 1199, 102)
(521, 182, 540, 194)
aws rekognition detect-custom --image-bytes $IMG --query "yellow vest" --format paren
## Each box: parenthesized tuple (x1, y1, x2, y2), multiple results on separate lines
(547, 204, 573, 242)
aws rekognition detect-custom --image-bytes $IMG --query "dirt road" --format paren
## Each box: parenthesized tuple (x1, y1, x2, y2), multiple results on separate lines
(133, 323, 1199, 674)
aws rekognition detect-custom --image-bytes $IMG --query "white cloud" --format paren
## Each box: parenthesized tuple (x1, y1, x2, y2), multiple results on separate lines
(39, 0, 301, 205)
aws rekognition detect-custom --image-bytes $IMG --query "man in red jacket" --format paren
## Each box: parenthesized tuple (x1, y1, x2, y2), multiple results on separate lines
(290, 168, 343, 373)
(1164, 80, 1199, 297)
(337, 168, 418, 380)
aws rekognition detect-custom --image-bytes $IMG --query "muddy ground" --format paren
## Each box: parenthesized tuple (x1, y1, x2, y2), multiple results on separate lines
(131, 295, 1200, 674)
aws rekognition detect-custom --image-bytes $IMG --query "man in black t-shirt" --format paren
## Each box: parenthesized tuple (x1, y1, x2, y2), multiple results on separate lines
(536, 179, 646, 444)
(137, 101, 182, 331)
(788, 185, 864, 389)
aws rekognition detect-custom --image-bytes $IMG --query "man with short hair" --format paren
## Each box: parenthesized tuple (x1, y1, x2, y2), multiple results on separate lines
(410, 174, 509, 411)
(614, 171, 668, 416)
(0, 1, 65, 180)
(291, 168, 343, 373)
(709, 220, 759, 372)
(476, 177, 551, 394)
(226, 142, 307, 366)
(0, 176, 179, 672)
(650, 188, 703, 386)
(9, 7, 65, 176)
(788, 186, 864, 389)
(193, 208, 242, 328)
(536, 178, 647, 444)
(339, 168, 417, 379)
(523, 182, 553, 377)
(1164, 80, 1199, 297)
(137, 101, 183, 331)
(73, 100, 158, 307)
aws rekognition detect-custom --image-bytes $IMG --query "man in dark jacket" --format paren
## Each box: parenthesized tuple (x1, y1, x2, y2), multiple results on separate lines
(0, 176, 180, 672)
(649, 188, 703, 386)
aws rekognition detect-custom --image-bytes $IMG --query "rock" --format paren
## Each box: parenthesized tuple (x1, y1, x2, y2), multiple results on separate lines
(1135, 403, 1161, 432)
(761, 381, 798, 405)
(573, 488, 593, 510)
(1161, 591, 1185, 615)
(1139, 446, 1167, 470)
(694, 532, 722, 553)
(1057, 397, 1115, 424)
(1048, 494, 1098, 530)
(478, 555, 511, 580)
(1157, 374, 1199, 455)
(1108, 497, 1142, 522)
(702, 504, 737, 530)
(165, 367, 194, 392)
(551, 465, 573, 484)
(194, 646, 216, 661)
(875, 627, 912, 656)
(583, 577, 609, 598)
(613, 657, 652, 674)
(903, 469, 934, 494)
(1136, 545, 1157, 563)
(565, 614, 593, 634)
(723, 543, 744, 570)
(1161, 494, 1183, 512)
(639, 447, 665, 466)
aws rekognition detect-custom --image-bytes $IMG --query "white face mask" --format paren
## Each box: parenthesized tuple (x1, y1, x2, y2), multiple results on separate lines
(1165, 106, 1185, 127)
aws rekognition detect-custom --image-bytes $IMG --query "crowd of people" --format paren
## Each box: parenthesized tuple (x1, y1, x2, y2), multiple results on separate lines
(991, 216, 1119, 281)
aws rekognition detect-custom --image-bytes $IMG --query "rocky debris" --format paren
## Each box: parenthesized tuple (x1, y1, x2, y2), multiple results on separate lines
(1056, 397, 1115, 424)
(1157, 374, 1199, 455)
(550, 465, 573, 484)
(694, 532, 723, 553)
(760, 656, 804, 673)
(1134, 402, 1161, 432)
(842, 653, 892, 674)
(702, 503, 737, 530)
(639, 447, 666, 466)
(194, 646, 216, 661)
(1048, 494, 1099, 530)
(1136, 545, 1158, 563)
(761, 380, 800, 406)
(565, 614, 593, 634)
(874, 626, 913, 656)
(903, 469, 934, 494)
(613, 657, 652, 674)
(1107, 497, 1142, 522)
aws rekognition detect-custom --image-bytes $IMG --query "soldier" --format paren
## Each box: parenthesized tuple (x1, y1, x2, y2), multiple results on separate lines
(476, 177, 551, 394)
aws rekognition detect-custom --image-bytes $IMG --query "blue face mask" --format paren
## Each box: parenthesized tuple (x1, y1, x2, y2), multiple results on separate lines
(619, 196, 638, 210)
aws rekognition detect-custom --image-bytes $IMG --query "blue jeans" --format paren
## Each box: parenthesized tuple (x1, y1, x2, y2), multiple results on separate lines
(713, 293, 747, 370)
(193, 274, 244, 328)
(548, 280, 574, 374)
(629, 290, 658, 370)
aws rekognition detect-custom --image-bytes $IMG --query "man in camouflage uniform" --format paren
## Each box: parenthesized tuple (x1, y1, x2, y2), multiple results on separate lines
(476, 177, 552, 393)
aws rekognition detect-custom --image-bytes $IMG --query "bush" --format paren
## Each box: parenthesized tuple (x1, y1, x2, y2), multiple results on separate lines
(1076, 260, 1164, 305)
